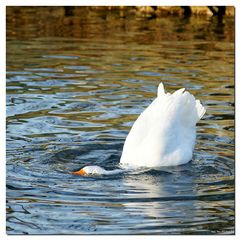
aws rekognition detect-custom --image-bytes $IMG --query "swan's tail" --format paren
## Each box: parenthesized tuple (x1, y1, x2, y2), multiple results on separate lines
(158, 83, 206, 126)
(196, 99, 206, 120)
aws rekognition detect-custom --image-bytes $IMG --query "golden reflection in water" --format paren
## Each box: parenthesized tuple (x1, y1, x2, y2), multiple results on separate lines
(7, 6, 234, 42)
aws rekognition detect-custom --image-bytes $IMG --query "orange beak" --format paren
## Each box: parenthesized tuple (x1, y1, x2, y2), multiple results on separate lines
(71, 168, 87, 176)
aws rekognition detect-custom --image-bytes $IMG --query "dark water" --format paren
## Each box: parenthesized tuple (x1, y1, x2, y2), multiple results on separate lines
(6, 7, 234, 234)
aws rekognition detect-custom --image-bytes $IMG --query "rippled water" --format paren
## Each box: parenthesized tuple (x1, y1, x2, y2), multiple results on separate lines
(6, 7, 234, 234)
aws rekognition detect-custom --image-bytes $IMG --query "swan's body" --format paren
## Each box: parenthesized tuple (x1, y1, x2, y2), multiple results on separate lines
(120, 83, 205, 168)
(72, 83, 205, 176)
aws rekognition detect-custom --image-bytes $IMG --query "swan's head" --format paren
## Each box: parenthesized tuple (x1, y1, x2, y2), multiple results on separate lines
(71, 167, 87, 176)
(71, 165, 105, 176)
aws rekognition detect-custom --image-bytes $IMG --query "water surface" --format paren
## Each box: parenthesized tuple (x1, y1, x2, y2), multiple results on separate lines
(6, 7, 234, 234)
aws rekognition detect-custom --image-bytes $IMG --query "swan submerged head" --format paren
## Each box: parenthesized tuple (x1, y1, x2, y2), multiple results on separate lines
(71, 167, 87, 176)
(71, 165, 107, 176)
(71, 165, 125, 176)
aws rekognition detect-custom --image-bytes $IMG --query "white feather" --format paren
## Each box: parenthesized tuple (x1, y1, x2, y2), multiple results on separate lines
(120, 83, 205, 168)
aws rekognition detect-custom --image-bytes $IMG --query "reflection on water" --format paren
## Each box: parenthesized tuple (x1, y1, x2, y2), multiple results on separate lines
(121, 173, 196, 233)
(6, 7, 234, 234)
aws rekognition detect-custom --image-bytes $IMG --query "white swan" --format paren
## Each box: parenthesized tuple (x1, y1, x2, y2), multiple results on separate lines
(71, 83, 205, 176)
